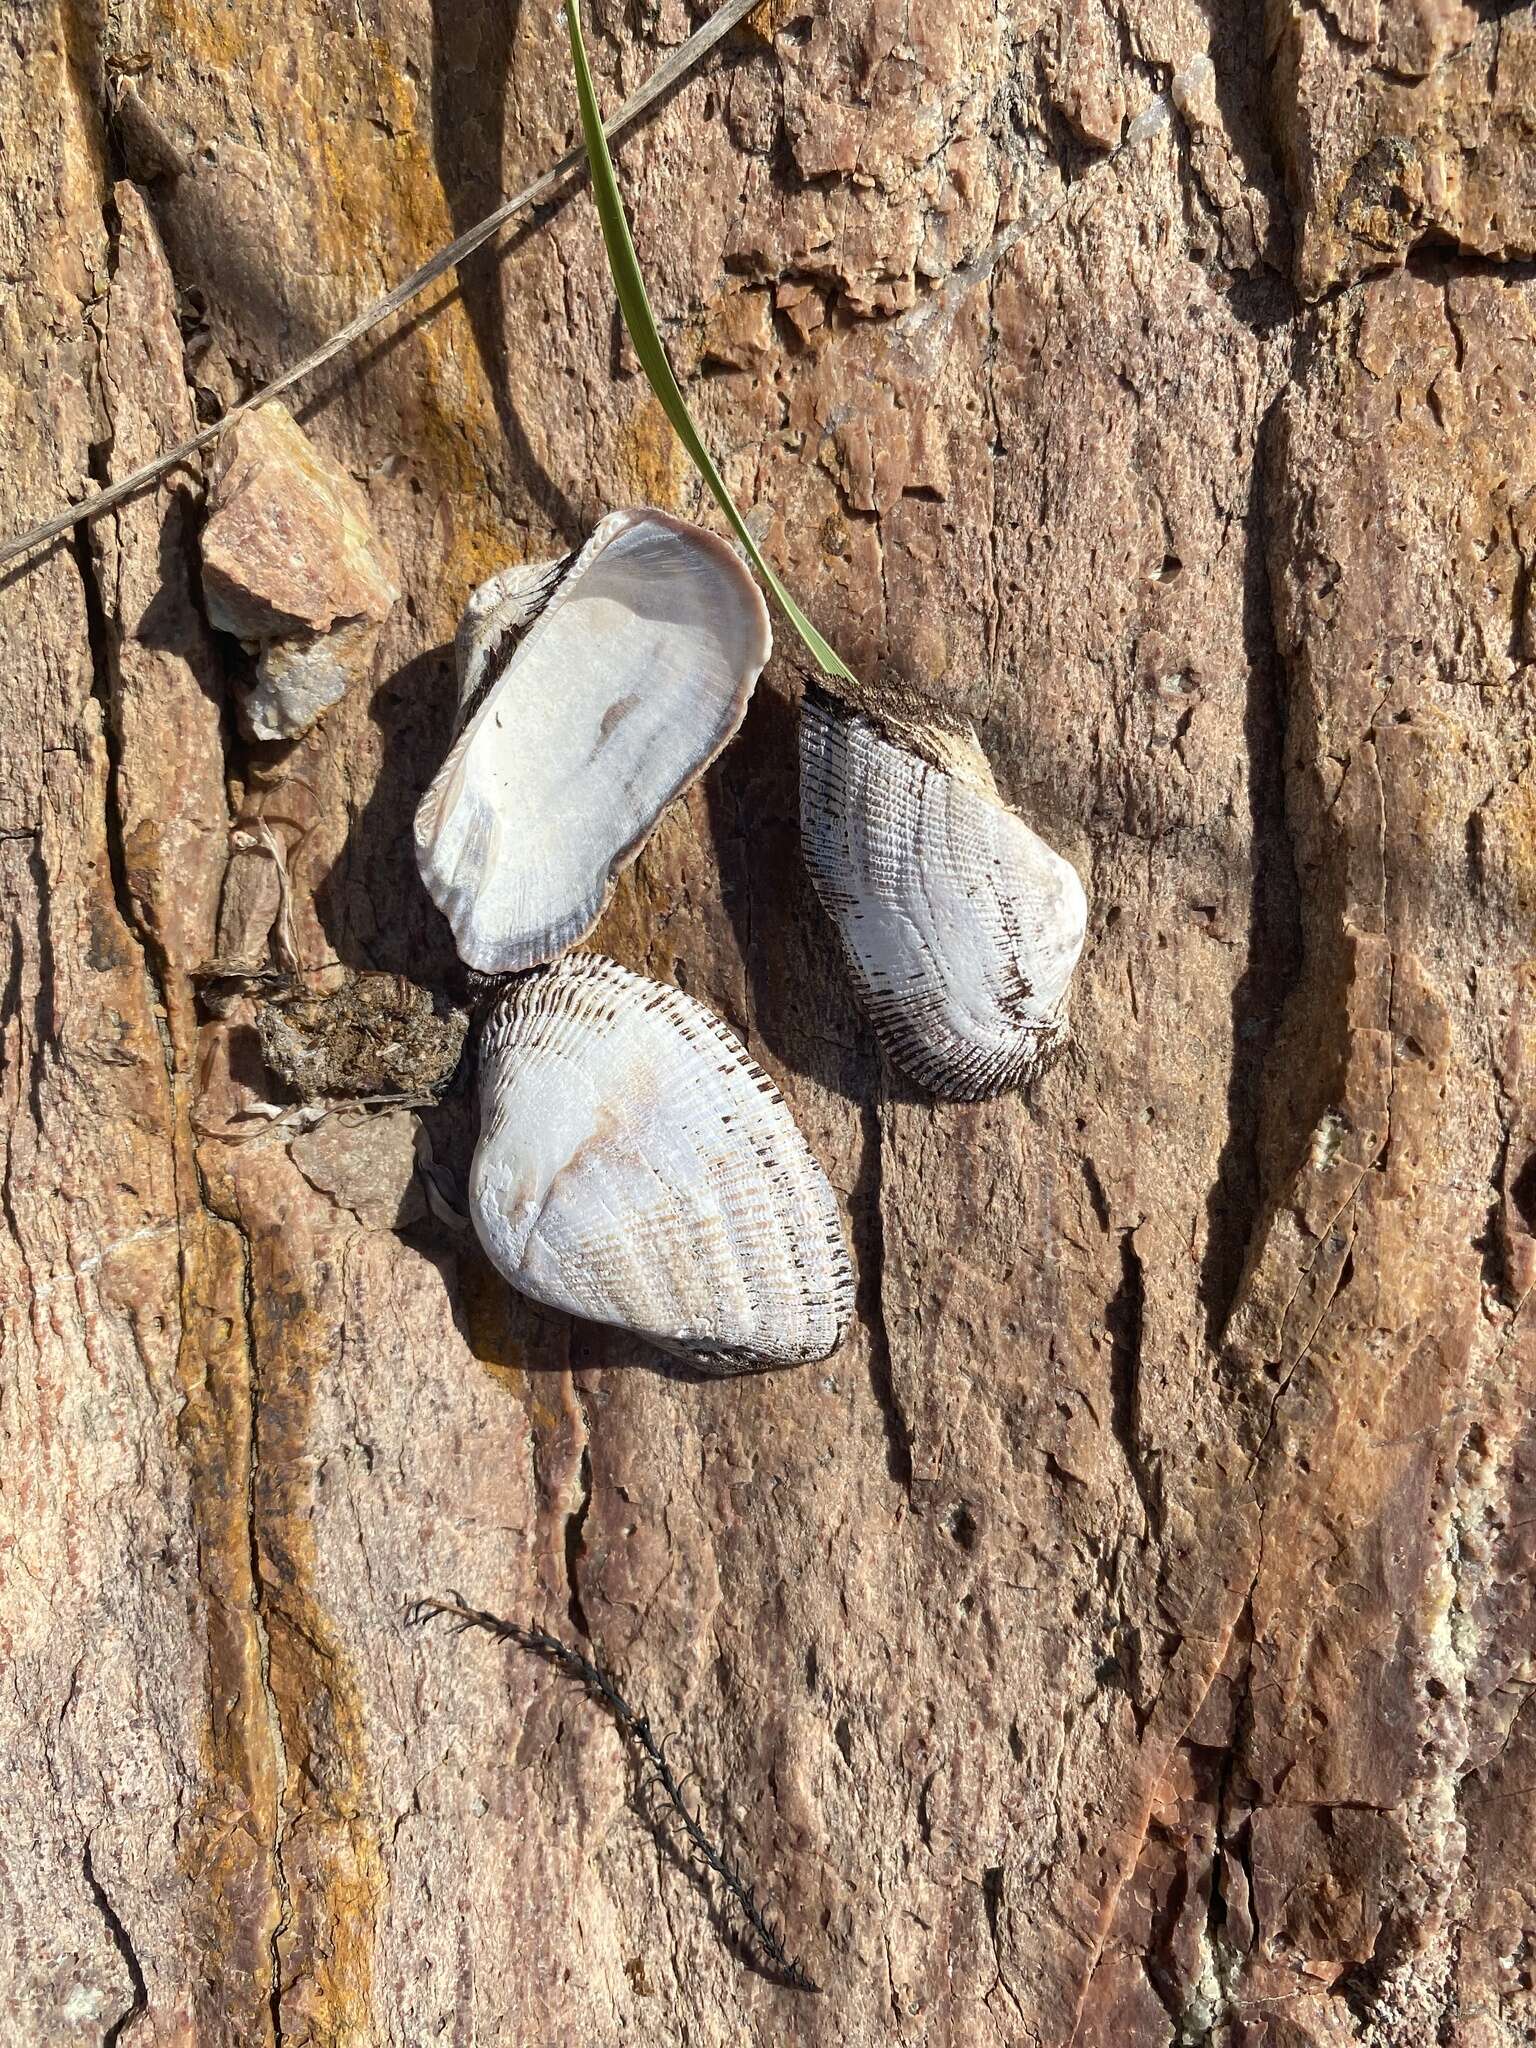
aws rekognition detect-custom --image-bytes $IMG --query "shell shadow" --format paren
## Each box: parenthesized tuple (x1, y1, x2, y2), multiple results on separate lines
(702, 673, 899, 1107)
(310, 640, 466, 983)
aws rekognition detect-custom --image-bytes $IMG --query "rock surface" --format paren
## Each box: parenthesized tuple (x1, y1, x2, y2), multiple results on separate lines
(1271, 2, 1536, 297)
(1, 3, 1532, 2045)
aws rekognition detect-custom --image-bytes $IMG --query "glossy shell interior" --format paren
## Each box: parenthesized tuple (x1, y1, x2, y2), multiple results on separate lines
(416, 508, 771, 974)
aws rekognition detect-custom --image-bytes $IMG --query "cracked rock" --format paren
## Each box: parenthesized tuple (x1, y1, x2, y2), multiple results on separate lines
(200, 400, 399, 740)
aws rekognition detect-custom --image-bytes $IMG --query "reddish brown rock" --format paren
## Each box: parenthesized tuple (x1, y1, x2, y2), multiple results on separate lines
(4, 2, 1534, 2045)
(1271, 1, 1536, 296)
(201, 400, 399, 739)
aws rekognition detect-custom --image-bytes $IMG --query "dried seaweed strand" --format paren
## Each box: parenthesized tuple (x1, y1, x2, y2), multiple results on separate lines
(408, 1593, 819, 1994)
(0, 0, 763, 571)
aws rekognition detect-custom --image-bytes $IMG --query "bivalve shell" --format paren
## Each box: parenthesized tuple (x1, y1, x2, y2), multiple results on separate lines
(416, 509, 771, 974)
(799, 690, 1087, 1098)
(471, 953, 853, 1370)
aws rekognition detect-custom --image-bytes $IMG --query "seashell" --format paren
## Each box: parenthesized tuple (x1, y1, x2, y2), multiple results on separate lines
(416, 509, 771, 975)
(471, 952, 853, 1370)
(799, 688, 1087, 1099)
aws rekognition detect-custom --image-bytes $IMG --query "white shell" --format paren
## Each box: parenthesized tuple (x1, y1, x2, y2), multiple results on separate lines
(799, 694, 1087, 1098)
(471, 953, 853, 1370)
(416, 510, 771, 974)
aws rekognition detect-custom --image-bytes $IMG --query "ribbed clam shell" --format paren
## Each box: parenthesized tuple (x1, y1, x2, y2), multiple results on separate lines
(471, 953, 853, 1370)
(416, 509, 771, 975)
(799, 694, 1087, 1098)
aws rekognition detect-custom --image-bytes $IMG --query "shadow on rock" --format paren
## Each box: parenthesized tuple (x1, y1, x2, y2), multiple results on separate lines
(702, 672, 883, 1107)
(311, 640, 465, 983)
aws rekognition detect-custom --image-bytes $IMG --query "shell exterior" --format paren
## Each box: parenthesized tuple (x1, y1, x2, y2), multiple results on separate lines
(416, 509, 771, 975)
(799, 691, 1087, 1098)
(471, 953, 853, 1370)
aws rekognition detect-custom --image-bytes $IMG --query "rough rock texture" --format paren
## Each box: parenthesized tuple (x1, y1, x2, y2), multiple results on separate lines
(1, 3, 1532, 2045)
(1269, 1, 1536, 297)
(201, 400, 399, 740)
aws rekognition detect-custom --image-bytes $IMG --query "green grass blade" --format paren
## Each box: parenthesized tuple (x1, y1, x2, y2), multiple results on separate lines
(566, 0, 855, 683)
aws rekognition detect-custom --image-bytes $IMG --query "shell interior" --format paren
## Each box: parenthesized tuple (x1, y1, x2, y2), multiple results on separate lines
(799, 693, 1087, 1098)
(471, 953, 853, 1370)
(416, 509, 771, 974)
